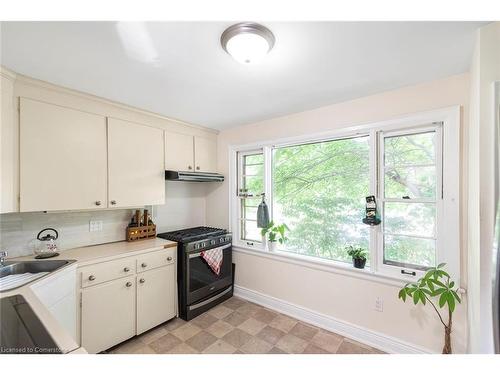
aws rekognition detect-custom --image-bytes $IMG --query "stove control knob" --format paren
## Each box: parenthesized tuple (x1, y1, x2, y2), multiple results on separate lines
(220, 238, 224, 243)
(202, 242, 206, 247)
(194, 244, 199, 250)
(211, 240, 216, 245)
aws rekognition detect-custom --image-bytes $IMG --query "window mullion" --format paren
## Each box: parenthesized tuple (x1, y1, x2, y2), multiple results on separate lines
(369, 129, 379, 273)
(263, 146, 273, 249)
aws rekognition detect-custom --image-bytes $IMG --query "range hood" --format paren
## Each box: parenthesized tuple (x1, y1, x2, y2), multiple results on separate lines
(165, 170, 224, 182)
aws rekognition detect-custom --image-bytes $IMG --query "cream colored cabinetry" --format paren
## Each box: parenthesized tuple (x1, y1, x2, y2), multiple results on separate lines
(78, 247, 177, 353)
(18, 98, 166, 211)
(164, 131, 194, 171)
(30, 264, 78, 341)
(165, 131, 217, 173)
(107, 118, 165, 208)
(137, 264, 176, 334)
(194, 136, 217, 173)
(81, 276, 136, 354)
(19, 98, 108, 212)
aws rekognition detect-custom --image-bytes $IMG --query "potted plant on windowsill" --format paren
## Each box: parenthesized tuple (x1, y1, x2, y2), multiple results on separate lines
(346, 245, 367, 269)
(261, 221, 289, 252)
(398, 263, 461, 354)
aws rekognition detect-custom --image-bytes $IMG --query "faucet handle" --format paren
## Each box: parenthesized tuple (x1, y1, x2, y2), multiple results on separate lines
(0, 251, 7, 257)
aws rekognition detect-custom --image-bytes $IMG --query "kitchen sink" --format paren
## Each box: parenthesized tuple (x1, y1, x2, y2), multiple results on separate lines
(0, 260, 75, 291)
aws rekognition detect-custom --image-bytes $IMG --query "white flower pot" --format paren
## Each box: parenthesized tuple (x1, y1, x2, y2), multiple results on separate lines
(268, 241, 277, 252)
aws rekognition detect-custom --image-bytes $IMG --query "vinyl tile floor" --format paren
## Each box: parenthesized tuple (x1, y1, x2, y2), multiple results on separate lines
(107, 297, 385, 354)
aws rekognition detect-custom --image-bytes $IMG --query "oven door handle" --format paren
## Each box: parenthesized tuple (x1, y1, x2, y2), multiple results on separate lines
(188, 286, 233, 311)
(188, 243, 231, 258)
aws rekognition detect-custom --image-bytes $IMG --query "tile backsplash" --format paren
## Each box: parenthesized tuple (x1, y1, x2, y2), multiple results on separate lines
(0, 209, 136, 258)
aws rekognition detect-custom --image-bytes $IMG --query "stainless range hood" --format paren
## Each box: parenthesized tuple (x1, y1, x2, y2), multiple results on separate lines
(165, 170, 224, 182)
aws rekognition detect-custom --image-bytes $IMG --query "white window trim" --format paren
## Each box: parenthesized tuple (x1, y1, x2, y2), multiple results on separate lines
(228, 106, 461, 284)
(377, 124, 443, 280)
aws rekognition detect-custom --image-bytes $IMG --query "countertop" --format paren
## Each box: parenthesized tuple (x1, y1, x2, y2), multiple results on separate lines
(1, 238, 177, 354)
(15, 238, 177, 266)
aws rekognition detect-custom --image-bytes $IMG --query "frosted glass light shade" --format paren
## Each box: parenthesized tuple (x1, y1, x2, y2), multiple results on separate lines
(221, 23, 275, 64)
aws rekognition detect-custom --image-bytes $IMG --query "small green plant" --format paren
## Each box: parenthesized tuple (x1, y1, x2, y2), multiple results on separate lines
(261, 221, 289, 244)
(345, 245, 367, 260)
(398, 263, 461, 354)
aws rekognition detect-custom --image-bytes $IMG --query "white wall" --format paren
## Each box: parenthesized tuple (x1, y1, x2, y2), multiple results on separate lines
(206, 73, 470, 353)
(467, 22, 500, 354)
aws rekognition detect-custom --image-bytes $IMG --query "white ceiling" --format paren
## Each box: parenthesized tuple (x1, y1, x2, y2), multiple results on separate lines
(0, 21, 484, 130)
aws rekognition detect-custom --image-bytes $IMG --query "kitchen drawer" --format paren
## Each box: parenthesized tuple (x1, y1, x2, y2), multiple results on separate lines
(136, 248, 176, 273)
(80, 257, 136, 288)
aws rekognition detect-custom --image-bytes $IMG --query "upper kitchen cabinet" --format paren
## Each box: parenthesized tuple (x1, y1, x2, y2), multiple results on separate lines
(165, 131, 217, 173)
(194, 136, 217, 173)
(19, 98, 108, 212)
(164, 131, 194, 171)
(107, 118, 165, 208)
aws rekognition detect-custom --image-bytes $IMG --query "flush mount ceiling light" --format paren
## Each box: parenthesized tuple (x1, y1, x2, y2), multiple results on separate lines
(221, 22, 275, 64)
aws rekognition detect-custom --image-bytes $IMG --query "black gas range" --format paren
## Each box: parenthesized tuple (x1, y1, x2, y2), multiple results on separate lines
(157, 227, 233, 320)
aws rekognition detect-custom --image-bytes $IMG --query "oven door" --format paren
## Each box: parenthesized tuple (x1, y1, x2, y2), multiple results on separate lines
(186, 243, 232, 304)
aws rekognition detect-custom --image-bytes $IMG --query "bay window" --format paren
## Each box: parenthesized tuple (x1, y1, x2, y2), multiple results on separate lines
(230, 108, 460, 282)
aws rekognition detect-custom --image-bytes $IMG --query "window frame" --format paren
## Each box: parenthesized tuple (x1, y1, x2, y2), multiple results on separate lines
(376, 125, 443, 280)
(228, 106, 460, 284)
(236, 149, 265, 246)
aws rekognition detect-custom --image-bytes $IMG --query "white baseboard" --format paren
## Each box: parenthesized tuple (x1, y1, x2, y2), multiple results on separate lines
(233, 284, 433, 354)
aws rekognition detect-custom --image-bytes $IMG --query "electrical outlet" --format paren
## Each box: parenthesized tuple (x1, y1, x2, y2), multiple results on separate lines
(89, 220, 103, 232)
(375, 297, 383, 312)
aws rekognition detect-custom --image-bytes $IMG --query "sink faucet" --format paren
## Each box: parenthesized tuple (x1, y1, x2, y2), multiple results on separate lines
(0, 251, 7, 267)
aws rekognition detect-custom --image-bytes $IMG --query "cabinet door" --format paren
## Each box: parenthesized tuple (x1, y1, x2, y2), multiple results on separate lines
(81, 276, 136, 353)
(107, 118, 165, 208)
(165, 131, 194, 171)
(136, 264, 176, 334)
(194, 136, 217, 173)
(19, 98, 107, 212)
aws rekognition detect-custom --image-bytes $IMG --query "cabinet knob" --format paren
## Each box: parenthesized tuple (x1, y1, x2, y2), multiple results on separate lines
(124, 267, 130, 272)
(139, 278, 145, 284)
(188, 165, 193, 170)
(88, 275, 96, 281)
(126, 282, 132, 287)
(141, 262, 147, 268)
(95, 201, 101, 206)
(110, 200, 117, 205)
(167, 256, 173, 262)
(196, 166, 200, 170)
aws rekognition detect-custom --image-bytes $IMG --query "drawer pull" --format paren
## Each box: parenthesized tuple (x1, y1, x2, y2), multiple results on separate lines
(88, 275, 96, 281)
(139, 278, 145, 284)
(167, 256, 173, 262)
(141, 263, 147, 268)
(124, 267, 130, 272)
(126, 282, 132, 287)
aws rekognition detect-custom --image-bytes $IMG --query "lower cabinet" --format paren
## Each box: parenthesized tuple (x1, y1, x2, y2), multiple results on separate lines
(81, 275, 136, 354)
(137, 264, 176, 335)
(79, 247, 177, 353)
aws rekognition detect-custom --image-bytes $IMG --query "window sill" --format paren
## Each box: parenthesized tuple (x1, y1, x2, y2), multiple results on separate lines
(232, 244, 417, 288)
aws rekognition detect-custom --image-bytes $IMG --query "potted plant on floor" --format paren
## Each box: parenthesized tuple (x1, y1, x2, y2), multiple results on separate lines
(261, 221, 289, 252)
(398, 263, 461, 354)
(346, 245, 367, 269)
